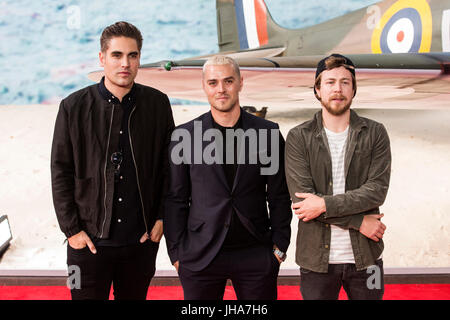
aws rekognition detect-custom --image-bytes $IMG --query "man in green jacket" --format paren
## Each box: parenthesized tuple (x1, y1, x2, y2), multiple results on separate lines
(285, 54, 391, 300)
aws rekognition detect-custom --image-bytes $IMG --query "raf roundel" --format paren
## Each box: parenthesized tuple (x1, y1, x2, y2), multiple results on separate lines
(371, 0, 432, 54)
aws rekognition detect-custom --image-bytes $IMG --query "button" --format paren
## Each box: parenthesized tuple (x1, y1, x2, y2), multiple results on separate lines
(118, 198, 123, 202)
(329, 181, 333, 186)
(120, 130, 123, 134)
(120, 176, 123, 180)
(118, 219, 122, 223)
(325, 245, 329, 249)
(108, 99, 111, 103)
(325, 224, 330, 228)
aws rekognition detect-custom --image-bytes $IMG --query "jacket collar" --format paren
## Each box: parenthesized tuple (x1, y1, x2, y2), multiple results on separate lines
(313, 109, 367, 137)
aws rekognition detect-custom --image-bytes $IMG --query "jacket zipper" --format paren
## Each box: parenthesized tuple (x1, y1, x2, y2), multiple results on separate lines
(100, 104, 115, 238)
(128, 105, 149, 235)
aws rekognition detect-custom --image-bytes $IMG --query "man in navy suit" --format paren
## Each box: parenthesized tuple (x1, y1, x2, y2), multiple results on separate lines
(164, 55, 291, 300)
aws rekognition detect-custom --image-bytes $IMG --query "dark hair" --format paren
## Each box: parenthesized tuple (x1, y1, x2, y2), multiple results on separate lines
(100, 21, 143, 52)
(314, 55, 357, 100)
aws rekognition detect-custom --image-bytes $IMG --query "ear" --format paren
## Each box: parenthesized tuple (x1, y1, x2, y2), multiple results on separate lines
(315, 86, 321, 99)
(239, 75, 244, 92)
(99, 51, 105, 67)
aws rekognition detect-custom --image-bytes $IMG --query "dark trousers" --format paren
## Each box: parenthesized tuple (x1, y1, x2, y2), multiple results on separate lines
(179, 245, 280, 300)
(66, 241, 159, 300)
(300, 259, 384, 300)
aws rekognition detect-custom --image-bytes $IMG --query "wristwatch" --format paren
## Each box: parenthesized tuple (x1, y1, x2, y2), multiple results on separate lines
(273, 248, 286, 262)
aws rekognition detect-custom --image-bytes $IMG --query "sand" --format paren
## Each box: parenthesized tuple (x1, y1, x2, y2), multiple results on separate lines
(0, 103, 449, 276)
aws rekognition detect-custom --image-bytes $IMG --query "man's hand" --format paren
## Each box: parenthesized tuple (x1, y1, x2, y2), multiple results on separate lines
(173, 261, 179, 272)
(139, 220, 164, 243)
(68, 230, 97, 254)
(150, 219, 163, 242)
(359, 214, 386, 242)
(272, 245, 283, 264)
(292, 192, 326, 222)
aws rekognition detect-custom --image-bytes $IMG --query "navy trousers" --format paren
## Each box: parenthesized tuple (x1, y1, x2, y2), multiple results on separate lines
(179, 244, 280, 300)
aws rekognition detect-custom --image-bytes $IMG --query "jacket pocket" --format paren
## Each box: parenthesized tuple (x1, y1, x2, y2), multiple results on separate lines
(187, 217, 205, 232)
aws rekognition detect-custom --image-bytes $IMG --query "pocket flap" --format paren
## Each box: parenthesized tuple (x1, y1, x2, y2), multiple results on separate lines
(188, 217, 205, 231)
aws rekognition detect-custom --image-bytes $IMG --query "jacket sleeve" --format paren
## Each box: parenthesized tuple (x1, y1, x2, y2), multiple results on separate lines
(163, 133, 191, 264)
(266, 127, 292, 253)
(156, 94, 175, 221)
(323, 123, 391, 219)
(285, 128, 365, 230)
(50, 100, 82, 238)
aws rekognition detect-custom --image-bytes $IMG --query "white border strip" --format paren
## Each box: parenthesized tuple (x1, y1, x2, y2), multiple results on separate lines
(442, 9, 450, 52)
(243, 0, 260, 49)
(0, 268, 449, 277)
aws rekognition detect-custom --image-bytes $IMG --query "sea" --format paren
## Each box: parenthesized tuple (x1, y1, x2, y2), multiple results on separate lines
(0, 0, 377, 105)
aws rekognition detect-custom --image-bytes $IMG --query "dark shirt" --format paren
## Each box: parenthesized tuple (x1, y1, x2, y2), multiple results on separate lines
(94, 77, 146, 246)
(212, 113, 259, 250)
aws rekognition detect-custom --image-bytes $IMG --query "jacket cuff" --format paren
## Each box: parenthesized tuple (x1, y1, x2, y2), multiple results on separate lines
(323, 195, 337, 218)
(63, 225, 82, 239)
(348, 215, 364, 230)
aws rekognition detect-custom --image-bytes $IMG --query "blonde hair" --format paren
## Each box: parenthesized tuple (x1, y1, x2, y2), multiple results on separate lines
(202, 55, 241, 78)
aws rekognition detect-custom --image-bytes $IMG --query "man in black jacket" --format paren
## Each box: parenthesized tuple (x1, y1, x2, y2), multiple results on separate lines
(51, 21, 174, 300)
(164, 56, 291, 300)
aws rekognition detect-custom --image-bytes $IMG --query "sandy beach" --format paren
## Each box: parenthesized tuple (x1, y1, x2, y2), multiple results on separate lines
(0, 103, 449, 276)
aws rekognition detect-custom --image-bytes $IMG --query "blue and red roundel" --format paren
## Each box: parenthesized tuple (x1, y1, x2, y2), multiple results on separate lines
(371, 0, 432, 54)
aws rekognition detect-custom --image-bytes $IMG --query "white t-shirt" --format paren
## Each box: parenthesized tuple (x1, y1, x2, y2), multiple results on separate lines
(324, 126, 355, 264)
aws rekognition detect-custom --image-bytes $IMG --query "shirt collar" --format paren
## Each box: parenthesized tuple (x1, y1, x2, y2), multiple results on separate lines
(98, 76, 136, 104)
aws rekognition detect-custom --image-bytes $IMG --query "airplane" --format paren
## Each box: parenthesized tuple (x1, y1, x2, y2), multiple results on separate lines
(89, 0, 450, 110)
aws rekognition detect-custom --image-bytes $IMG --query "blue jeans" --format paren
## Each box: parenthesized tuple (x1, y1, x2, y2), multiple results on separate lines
(300, 259, 384, 300)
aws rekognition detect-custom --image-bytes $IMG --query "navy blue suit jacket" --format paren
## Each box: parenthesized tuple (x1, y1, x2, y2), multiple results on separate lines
(164, 109, 291, 272)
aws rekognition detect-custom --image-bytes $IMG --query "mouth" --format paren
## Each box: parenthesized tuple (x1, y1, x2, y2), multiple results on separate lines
(118, 72, 131, 77)
(331, 96, 346, 102)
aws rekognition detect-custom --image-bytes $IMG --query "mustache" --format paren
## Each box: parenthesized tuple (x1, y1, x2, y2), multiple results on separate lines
(330, 95, 346, 100)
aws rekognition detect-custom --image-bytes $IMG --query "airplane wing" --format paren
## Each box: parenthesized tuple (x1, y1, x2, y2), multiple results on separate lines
(88, 52, 450, 109)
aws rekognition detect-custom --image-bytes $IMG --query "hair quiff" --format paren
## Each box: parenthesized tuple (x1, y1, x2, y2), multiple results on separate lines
(100, 21, 143, 52)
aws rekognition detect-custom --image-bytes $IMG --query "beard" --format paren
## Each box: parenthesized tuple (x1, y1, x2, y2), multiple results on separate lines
(321, 95, 352, 116)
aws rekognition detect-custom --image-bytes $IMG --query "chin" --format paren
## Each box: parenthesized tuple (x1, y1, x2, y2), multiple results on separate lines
(324, 102, 352, 116)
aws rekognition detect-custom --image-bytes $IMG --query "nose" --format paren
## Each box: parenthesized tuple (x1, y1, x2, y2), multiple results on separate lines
(121, 56, 130, 68)
(333, 82, 343, 92)
(217, 81, 226, 93)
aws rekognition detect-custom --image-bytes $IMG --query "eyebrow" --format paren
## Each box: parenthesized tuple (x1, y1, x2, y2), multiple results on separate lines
(323, 77, 351, 81)
(206, 76, 235, 82)
(110, 50, 139, 56)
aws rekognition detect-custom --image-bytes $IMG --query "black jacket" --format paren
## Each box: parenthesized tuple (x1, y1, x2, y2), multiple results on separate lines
(51, 83, 174, 239)
(164, 110, 292, 272)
